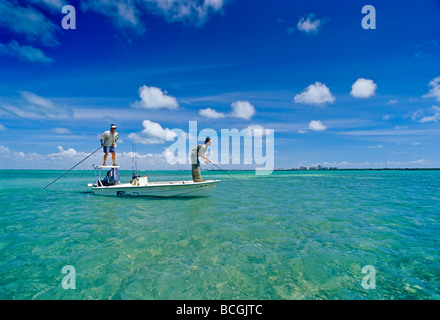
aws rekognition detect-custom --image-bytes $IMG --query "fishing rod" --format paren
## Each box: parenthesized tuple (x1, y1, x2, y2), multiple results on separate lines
(43, 131, 123, 190)
(210, 162, 243, 185)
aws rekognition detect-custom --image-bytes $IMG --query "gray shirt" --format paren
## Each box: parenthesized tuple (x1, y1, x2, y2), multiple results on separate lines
(191, 144, 208, 164)
(101, 130, 118, 147)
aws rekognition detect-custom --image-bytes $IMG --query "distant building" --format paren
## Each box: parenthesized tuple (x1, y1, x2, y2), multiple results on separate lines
(297, 165, 338, 171)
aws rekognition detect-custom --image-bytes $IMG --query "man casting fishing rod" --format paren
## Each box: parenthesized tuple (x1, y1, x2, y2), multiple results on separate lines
(101, 124, 119, 166)
(191, 137, 243, 185)
(191, 137, 212, 182)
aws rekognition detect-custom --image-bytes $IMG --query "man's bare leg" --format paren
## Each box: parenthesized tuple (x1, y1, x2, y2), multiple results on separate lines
(112, 153, 117, 166)
(103, 153, 109, 166)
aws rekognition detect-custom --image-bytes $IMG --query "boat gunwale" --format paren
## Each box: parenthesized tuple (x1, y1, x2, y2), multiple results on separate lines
(91, 179, 220, 190)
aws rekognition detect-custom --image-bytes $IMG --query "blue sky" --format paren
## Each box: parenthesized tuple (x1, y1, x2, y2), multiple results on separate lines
(1, 0, 440, 170)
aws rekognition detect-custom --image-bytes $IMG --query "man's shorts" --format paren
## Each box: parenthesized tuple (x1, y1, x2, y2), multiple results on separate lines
(103, 146, 115, 154)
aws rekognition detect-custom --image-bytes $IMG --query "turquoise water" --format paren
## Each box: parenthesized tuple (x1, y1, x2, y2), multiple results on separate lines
(0, 170, 439, 300)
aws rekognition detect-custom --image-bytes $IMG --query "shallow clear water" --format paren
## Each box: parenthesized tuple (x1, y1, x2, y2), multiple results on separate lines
(0, 170, 439, 299)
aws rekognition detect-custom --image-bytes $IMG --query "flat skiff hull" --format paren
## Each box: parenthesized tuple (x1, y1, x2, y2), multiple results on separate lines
(91, 180, 220, 197)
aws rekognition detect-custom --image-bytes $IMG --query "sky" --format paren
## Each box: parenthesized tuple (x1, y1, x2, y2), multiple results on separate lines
(0, 0, 440, 170)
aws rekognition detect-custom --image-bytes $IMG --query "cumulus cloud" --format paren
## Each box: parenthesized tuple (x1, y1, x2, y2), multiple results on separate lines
(199, 100, 256, 120)
(294, 82, 335, 105)
(49, 146, 84, 158)
(0, 145, 25, 159)
(296, 13, 327, 34)
(230, 100, 256, 120)
(423, 76, 440, 101)
(0, 40, 52, 64)
(199, 107, 226, 119)
(350, 78, 377, 98)
(309, 120, 327, 131)
(132, 86, 179, 109)
(128, 120, 177, 144)
(0, 145, 174, 170)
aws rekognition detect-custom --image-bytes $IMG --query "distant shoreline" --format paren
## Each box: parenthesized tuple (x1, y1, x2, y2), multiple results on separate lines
(1, 168, 440, 171)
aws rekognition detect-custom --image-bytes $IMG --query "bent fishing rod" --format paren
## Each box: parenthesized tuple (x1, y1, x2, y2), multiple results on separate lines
(43, 131, 123, 190)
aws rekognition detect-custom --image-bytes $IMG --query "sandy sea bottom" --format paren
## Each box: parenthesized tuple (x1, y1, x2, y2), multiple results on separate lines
(0, 170, 439, 299)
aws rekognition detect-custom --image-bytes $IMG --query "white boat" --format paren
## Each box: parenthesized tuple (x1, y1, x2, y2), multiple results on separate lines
(88, 165, 220, 197)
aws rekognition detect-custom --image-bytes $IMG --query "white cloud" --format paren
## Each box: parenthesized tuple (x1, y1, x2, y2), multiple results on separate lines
(0, 40, 52, 64)
(308, 120, 327, 131)
(49, 146, 84, 158)
(368, 144, 383, 149)
(0, 124, 7, 131)
(82, 0, 143, 32)
(0, 1, 59, 47)
(244, 124, 268, 137)
(423, 76, 440, 101)
(407, 105, 440, 123)
(296, 14, 326, 34)
(146, 0, 224, 24)
(383, 114, 390, 120)
(81, 0, 225, 31)
(0, 145, 25, 159)
(0, 145, 174, 170)
(51, 127, 72, 134)
(0, 91, 72, 119)
(294, 82, 335, 105)
(199, 101, 256, 120)
(418, 105, 440, 123)
(132, 86, 179, 109)
(199, 107, 226, 119)
(408, 109, 424, 121)
(21, 91, 71, 118)
(230, 100, 256, 120)
(350, 78, 377, 98)
(128, 120, 177, 144)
